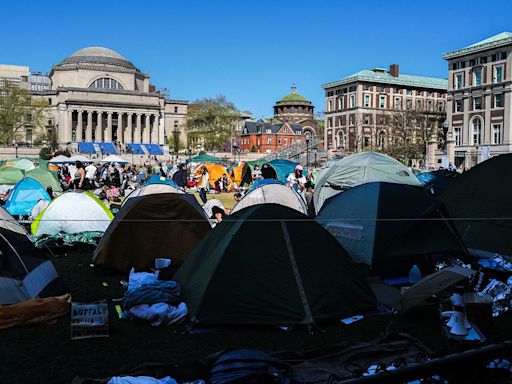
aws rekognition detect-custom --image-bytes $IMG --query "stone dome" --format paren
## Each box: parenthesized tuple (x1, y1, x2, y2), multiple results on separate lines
(60, 47, 136, 70)
(276, 85, 312, 105)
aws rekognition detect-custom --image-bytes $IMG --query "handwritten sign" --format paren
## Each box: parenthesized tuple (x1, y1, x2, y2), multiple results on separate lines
(70, 302, 109, 340)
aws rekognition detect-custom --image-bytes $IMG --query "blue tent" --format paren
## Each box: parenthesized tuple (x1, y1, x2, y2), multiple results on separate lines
(247, 178, 283, 193)
(144, 174, 180, 189)
(268, 159, 298, 183)
(4, 178, 51, 216)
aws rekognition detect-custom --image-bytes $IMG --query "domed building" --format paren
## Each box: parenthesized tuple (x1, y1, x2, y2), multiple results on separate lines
(39, 47, 187, 154)
(273, 85, 318, 139)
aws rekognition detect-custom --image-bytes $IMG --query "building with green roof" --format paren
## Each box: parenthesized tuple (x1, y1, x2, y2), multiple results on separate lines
(443, 32, 512, 170)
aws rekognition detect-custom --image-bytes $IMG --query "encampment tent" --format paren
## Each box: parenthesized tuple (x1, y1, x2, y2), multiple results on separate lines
(94, 193, 211, 272)
(31, 192, 113, 236)
(122, 178, 184, 206)
(316, 182, 467, 277)
(49, 155, 71, 164)
(1, 158, 49, 171)
(268, 159, 298, 183)
(174, 204, 376, 325)
(230, 162, 245, 185)
(25, 168, 63, 193)
(188, 153, 224, 164)
(69, 155, 91, 163)
(416, 169, 459, 195)
(100, 155, 128, 164)
(440, 154, 512, 257)
(4, 178, 51, 216)
(194, 163, 234, 190)
(0, 167, 24, 186)
(0, 207, 63, 305)
(313, 152, 422, 213)
(231, 180, 307, 215)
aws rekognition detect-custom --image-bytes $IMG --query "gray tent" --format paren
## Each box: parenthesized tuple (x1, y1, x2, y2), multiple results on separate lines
(313, 152, 422, 213)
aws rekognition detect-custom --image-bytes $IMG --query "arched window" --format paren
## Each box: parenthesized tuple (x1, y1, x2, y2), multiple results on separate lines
(472, 117, 482, 145)
(89, 78, 123, 90)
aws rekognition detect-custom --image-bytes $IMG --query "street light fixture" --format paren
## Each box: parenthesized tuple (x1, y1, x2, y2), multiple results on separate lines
(306, 137, 310, 166)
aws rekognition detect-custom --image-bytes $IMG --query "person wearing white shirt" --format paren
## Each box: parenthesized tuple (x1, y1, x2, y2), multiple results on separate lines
(287, 165, 307, 196)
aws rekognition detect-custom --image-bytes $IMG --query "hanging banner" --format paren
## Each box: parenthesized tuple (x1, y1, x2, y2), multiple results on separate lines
(70, 301, 109, 340)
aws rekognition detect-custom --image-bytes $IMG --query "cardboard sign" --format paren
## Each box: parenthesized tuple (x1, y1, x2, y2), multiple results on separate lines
(70, 302, 109, 340)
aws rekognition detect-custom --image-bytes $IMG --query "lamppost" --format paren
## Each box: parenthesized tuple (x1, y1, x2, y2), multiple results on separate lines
(173, 128, 180, 158)
(313, 148, 318, 168)
(12, 140, 18, 158)
(306, 137, 310, 166)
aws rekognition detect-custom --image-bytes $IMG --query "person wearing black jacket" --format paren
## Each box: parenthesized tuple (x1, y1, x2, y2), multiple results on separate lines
(172, 163, 188, 188)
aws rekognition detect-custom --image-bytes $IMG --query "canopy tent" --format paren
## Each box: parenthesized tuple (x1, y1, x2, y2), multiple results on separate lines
(313, 152, 423, 213)
(94, 193, 211, 272)
(440, 154, 512, 257)
(416, 170, 459, 195)
(31, 191, 113, 236)
(188, 153, 224, 164)
(0, 167, 24, 185)
(268, 159, 298, 183)
(122, 182, 184, 206)
(231, 181, 307, 215)
(194, 163, 234, 190)
(316, 182, 467, 278)
(100, 155, 128, 164)
(49, 155, 71, 164)
(174, 204, 376, 325)
(4, 178, 51, 216)
(25, 168, 63, 193)
(68, 154, 92, 163)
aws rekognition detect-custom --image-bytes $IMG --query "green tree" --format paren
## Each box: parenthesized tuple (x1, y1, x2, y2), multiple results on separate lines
(0, 80, 49, 145)
(185, 95, 241, 151)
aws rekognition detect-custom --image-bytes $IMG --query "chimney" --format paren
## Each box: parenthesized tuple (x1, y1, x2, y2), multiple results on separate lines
(390, 64, 399, 78)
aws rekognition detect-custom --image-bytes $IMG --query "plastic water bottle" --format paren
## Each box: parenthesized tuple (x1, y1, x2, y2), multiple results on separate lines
(409, 265, 422, 284)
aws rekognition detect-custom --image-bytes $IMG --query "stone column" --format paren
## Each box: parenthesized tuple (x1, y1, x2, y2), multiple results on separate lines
(67, 109, 73, 143)
(117, 113, 123, 143)
(144, 114, 151, 143)
(446, 131, 455, 167)
(105, 112, 112, 142)
(151, 115, 159, 143)
(126, 113, 133, 143)
(96, 111, 103, 142)
(86, 111, 93, 141)
(135, 113, 142, 143)
(76, 111, 83, 142)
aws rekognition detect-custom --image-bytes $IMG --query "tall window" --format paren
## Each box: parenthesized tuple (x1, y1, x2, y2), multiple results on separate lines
(338, 97, 343, 110)
(494, 94, 503, 108)
(472, 118, 482, 145)
(495, 66, 503, 83)
(379, 95, 386, 109)
(364, 94, 371, 107)
(394, 97, 400, 110)
(89, 78, 123, 90)
(378, 131, 385, 149)
(266, 137, 271, 144)
(364, 136, 370, 147)
(328, 100, 333, 112)
(416, 99, 423, 110)
(455, 73, 463, 90)
(363, 114, 370, 124)
(427, 100, 433, 111)
(454, 127, 461, 146)
(406, 99, 412, 109)
(455, 100, 463, 112)
(474, 96, 482, 110)
(474, 70, 482, 86)
(349, 94, 355, 108)
(493, 124, 502, 144)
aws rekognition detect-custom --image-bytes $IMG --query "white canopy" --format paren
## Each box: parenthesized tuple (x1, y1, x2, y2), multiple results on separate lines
(231, 184, 308, 215)
(100, 155, 128, 164)
(49, 155, 71, 164)
(69, 155, 92, 163)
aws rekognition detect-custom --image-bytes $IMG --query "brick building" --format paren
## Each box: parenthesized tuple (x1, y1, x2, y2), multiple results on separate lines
(240, 121, 304, 153)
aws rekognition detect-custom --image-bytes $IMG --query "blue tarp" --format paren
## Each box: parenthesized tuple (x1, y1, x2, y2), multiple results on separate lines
(144, 174, 180, 189)
(143, 144, 163, 155)
(4, 178, 51, 216)
(127, 144, 145, 154)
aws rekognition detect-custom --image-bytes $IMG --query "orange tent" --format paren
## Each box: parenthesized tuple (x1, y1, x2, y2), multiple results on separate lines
(230, 161, 245, 185)
(194, 163, 234, 191)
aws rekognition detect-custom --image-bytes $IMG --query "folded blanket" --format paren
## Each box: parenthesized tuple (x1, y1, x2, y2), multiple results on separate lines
(124, 281, 181, 309)
(0, 294, 71, 330)
(129, 302, 188, 326)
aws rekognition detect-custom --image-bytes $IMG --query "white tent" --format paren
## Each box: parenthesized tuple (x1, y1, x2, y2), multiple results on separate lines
(231, 183, 308, 215)
(69, 155, 92, 163)
(31, 192, 113, 236)
(122, 183, 184, 206)
(49, 155, 71, 164)
(100, 155, 128, 164)
(313, 152, 423, 213)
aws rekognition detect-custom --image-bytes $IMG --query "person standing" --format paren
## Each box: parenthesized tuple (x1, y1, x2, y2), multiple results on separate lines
(287, 165, 306, 195)
(172, 163, 188, 189)
(71, 161, 86, 190)
(251, 165, 262, 181)
(198, 166, 209, 204)
(85, 162, 97, 189)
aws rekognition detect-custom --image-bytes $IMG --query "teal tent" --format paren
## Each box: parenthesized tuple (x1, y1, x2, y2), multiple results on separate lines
(268, 159, 298, 183)
(175, 204, 376, 325)
(188, 153, 224, 164)
(4, 178, 51, 216)
(316, 182, 467, 278)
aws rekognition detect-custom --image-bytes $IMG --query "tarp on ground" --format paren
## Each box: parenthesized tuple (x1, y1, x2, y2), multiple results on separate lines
(31, 191, 113, 236)
(25, 168, 63, 193)
(94, 193, 211, 272)
(0, 167, 24, 185)
(174, 204, 376, 325)
(313, 152, 423, 213)
(188, 153, 224, 164)
(440, 154, 512, 257)
(231, 181, 307, 215)
(194, 163, 234, 190)
(4, 178, 51, 216)
(316, 182, 467, 278)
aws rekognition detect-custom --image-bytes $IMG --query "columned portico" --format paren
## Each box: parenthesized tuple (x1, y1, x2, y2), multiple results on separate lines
(126, 113, 133, 143)
(96, 111, 103, 142)
(105, 112, 112, 142)
(86, 111, 93, 141)
(135, 113, 142, 143)
(151, 115, 159, 143)
(117, 113, 123, 143)
(144, 114, 151, 143)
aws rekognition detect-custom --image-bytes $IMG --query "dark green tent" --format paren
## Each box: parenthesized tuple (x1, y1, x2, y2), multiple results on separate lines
(316, 182, 467, 278)
(440, 154, 512, 257)
(93, 193, 211, 272)
(188, 153, 224, 164)
(174, 204, 376, 325)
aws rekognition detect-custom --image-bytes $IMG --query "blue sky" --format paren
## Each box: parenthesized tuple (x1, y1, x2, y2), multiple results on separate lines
(2, 0, 512, 117)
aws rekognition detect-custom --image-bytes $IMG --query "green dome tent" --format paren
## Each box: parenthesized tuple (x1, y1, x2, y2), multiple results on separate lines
(0, 167, 24, 185)
(25, 168, 63, 192)
(174, 204, 376, 325)
(188, 153, 224, 164)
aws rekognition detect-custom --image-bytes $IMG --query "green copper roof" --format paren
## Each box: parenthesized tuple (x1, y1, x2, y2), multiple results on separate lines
(443, 32, 512, 59)
(276, 85, 311, 104)
(322, 69, 448, 90)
